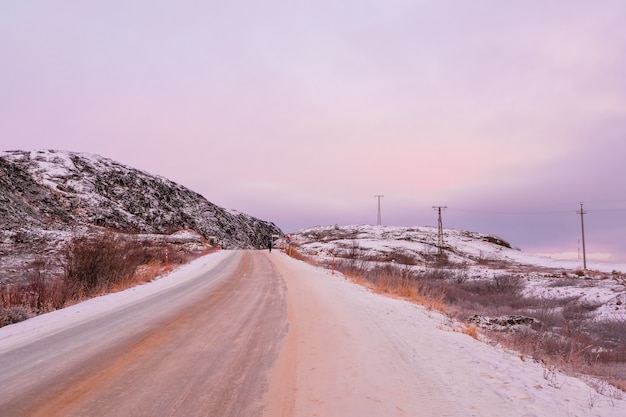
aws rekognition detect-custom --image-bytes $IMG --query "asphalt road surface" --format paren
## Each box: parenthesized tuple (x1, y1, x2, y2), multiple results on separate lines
(0, 251, 287, 417)
(3, 250, 621, 417)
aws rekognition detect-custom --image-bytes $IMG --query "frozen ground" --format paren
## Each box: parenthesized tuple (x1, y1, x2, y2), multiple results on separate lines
(1, 251, 625, 416)
(290, 225, 626, 322)
(0, 251, 232, 352)
(270, 252, 626, 416)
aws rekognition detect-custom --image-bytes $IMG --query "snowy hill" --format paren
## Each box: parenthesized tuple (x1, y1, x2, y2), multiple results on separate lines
(0, 150, 282, 281)
(287, 224, 626, 321)
(290, 224, 519, 265)
(290, 224, 626, 272)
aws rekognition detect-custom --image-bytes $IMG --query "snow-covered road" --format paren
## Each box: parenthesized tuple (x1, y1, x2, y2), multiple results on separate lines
(1, 251, 624, 416)
(266, 252, 625, 417)
(0, 251, 286, 416)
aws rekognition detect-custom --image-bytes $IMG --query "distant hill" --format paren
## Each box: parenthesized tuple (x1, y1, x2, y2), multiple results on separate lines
(0, 150, 282, 281)
(288, 224, 521, 266)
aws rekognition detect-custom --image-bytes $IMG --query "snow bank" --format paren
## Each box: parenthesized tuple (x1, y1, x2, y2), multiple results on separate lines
(273, 253, 626, 416)
(0, 251, 231, 354)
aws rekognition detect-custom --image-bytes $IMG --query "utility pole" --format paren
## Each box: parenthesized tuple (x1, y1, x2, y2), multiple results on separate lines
(375, 195, 384, 225)
(576, 202, 587, 270)
(433, 206, 447, 256)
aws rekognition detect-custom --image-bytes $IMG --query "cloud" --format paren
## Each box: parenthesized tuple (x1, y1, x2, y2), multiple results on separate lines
(2, 0, 626, 260)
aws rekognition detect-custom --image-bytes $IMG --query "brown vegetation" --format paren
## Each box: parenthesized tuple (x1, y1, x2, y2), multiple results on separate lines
(286, 243, 626, 394)
(1, 232, 209, 327)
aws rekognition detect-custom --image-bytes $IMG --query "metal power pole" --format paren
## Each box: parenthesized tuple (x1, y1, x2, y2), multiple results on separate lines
(576, 202, 587, 270)
(433, 206, 447, 255)
(375, 195, 384, 225)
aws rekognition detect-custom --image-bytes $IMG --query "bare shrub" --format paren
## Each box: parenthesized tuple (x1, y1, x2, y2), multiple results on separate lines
(596, 320, 626, 347)
(0, 305, 33, 326)
(0, 261, 67, 327)
(387, 249, 418, 265)
(24, 262, 67, 313)
(491, 275, 525, 295)
(462, 324, 479, 339)
(285, 246, 308, 261)
(291, 247, 626, 391)
(0, 232, 202, 328)
(523, 297, 570, 331)
(562, 300, 602, 322)
(591, 320, 626, 363)
(64, 232, 146, 298)
(443, 276, 534, 320)
(548, 277, 580, 287)
(346, 241, 366, 276)
(420, 268, 448, 281)
(0, 283, 21, 310)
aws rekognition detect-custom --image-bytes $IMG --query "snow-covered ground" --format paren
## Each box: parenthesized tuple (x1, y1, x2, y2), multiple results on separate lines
(289, 224, 626, 272)
(1, 250, 625, 415)
(289, 225, 626, 322)
(269, 252, 626, 416)
(0, 251, 232, 353)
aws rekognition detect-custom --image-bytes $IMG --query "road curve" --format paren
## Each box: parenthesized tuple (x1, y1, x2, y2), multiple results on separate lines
(0, 250, 288, 417)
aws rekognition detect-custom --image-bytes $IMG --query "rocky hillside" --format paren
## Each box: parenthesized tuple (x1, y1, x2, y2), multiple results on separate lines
(287, 224, 520, 266)
(287, 224, 626, 321)
(0, 150, 282, 280)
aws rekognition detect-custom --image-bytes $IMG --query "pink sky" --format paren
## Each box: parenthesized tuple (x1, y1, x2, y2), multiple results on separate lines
(2, 1, 626, 262)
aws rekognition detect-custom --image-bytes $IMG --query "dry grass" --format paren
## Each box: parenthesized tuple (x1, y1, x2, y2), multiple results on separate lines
(1, 232, 206, 328)
(411, 282, 447, 312)
(462, 324, 479, 340)
(322, 260, 448, 313)
(0, 273, 67, 326)
(285, 246, 308, 262)
(288, 244, 626, 393)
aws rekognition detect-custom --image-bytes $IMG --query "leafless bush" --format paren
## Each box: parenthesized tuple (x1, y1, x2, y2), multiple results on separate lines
(334, 241, 367, 276)
(421, 268, 449, 281)
(491, 275, 525, 294)
(385, 249, 418, 266)
(590, 320, 626, 364)
(596, 320, 626, 346)
(0, 305, 33, 326)
(441, 275, 532, 319)
(367, 267, 447, 311)
(548, 277, 580, 287)
(0, 262, 67, 326)
(63, 232, 147, 298)
(292, 248, 626, 391)
(26, 277, 66, 314)
(562, 299, 602, 322)
(0, 233, 202, 328)
(285, 245, 307, 261)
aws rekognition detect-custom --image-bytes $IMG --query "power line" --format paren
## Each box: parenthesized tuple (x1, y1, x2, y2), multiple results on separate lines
(448, 207, 572, 215)
(583, 208, 626, 213)
(447, 203, 626, 216)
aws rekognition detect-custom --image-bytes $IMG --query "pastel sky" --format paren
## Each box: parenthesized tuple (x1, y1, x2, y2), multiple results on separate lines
(2, 1, 626, 263)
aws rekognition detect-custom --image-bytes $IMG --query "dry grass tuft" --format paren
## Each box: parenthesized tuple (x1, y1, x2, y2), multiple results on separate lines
(287, 245, 626, 394)
(462, 324, 479, 340)
(1, 231, 205, 328)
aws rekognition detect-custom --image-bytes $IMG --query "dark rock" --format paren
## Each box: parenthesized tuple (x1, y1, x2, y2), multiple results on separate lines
(1, 150, 283, 282)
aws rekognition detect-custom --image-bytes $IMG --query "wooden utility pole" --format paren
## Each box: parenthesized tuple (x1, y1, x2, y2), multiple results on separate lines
(577, 203, 587, 270)
(375, 195, 384, 225)
(433, 206, 447, 256)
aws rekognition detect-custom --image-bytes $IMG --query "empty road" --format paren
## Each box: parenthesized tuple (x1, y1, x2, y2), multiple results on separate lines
(2, 250, 623, 417)
(0, 251, 287, 417)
